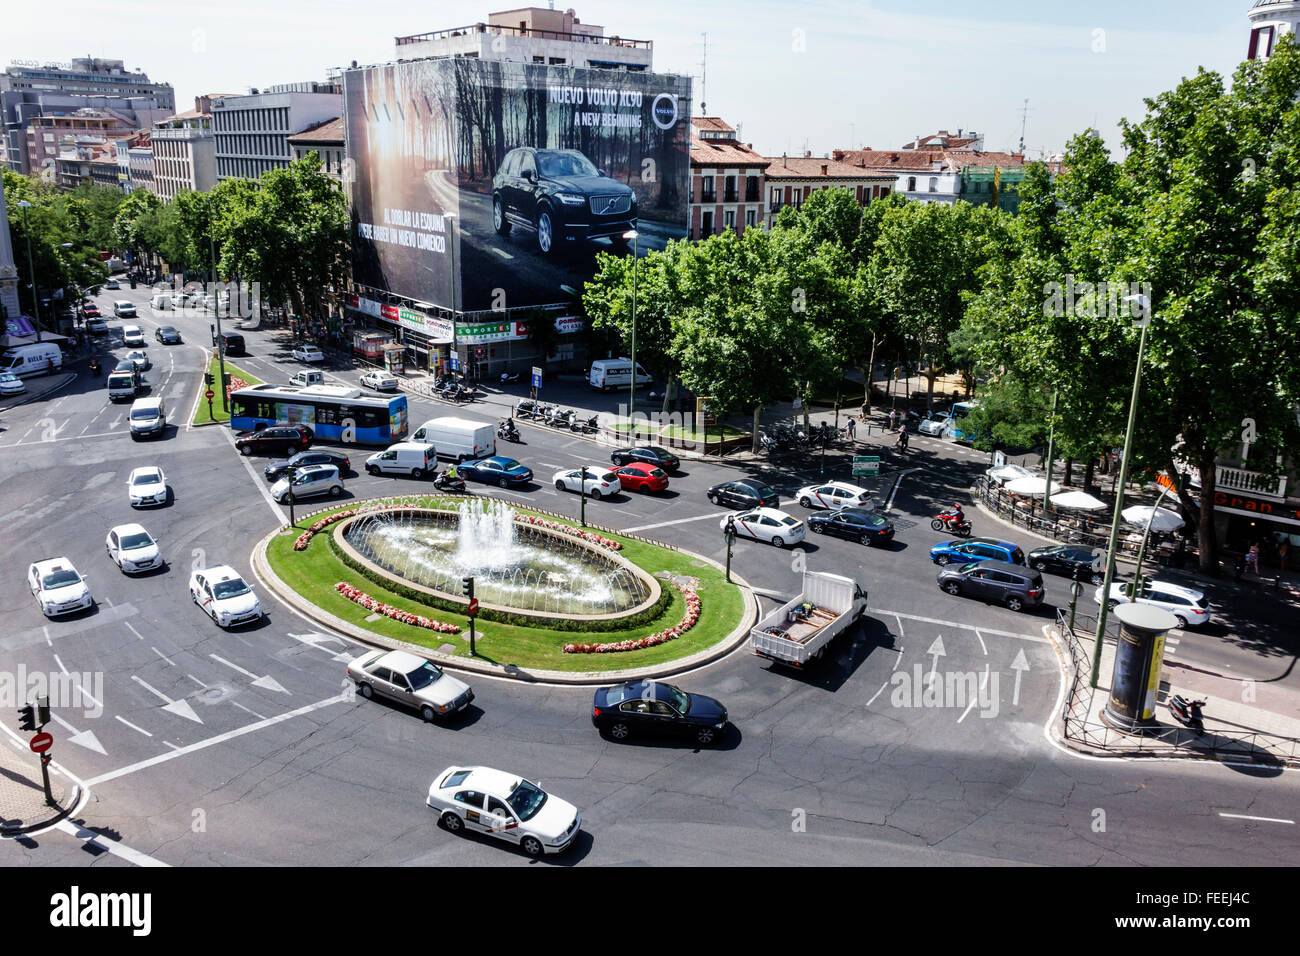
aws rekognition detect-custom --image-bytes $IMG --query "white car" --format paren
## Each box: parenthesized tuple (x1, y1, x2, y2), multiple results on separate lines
(104, 278, 120, 290)
(120, 321, 143, 342)
(427, 765, 582, 857)
(916, 411, 950, 436)
(347, 650, 474, 722)
(360, 370, 398, 391)
(719, 507, 807, 548)
(0, 371, 26, 395)
(189, 565, 264, 628)
(28, 557, 93, 617)
(795, 481, 876, 511)
(127, 466, 169, 507)
(553, 466, 621, 498)
(1093, 579, 1211, 629)
(105, 523, 164, 574)
(125, 349, 151, 371)
(292, 345, 324, 363)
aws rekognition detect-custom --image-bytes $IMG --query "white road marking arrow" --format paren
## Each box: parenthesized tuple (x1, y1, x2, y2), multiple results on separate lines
(287, 631, 353, 662)
(50, 712, 107, 756)
(926, 634, 946, 683)
(209, 653, 290, 694)
(1010, 649, 1030, 705)
(130, 675, 203, 723)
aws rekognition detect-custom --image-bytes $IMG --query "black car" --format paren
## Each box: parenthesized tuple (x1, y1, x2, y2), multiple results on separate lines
(234, 424, 314, 457)
(611, 445, 679, 472)
(155, 326, 182, 344)
(219, 331, 245, 356)
(592, 681, 729, 746)
(492, 147, 637, 256)
(707, 478, 778, 510)
(264, 450, 352, 481)
(1028, 545, 1104, 584)
(809, 506, 895, 545)
(937, 560, 1045, 613)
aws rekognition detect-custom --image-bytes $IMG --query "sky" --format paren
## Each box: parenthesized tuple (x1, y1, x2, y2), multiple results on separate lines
(6, 0, 1255, 160)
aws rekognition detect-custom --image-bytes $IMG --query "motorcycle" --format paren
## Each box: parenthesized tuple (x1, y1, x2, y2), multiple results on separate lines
(570, 414, 598, 435)
(515, 399, 540, 420)
(432, 470, 466, 493)
(930, 512, 972, 537)
(497, 421, 521, 442)
(1167, 694, 1205, 735)
(88, 357, 102, 376)
(500, 371, 520, 385)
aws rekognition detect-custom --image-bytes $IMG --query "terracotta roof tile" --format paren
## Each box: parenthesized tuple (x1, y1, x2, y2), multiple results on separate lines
(690, 132, 768, 168)
(288, 117, 344, 143)
(764, 155, 896, 180)
(691, 116, 735, 134)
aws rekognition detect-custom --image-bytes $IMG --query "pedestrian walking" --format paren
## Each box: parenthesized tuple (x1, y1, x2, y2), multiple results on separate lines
(846, 416, 856, 442)
(1278, 536, 1289, 573)
(888, 408, 899, 431)
(1245, 541, 1261, 574)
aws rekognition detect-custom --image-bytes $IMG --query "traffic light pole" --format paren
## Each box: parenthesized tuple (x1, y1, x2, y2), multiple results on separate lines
(462, 575, 476, 656)
(580, 466, 588, 527)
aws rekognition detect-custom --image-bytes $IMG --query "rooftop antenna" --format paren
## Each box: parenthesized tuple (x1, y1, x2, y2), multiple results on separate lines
(698, 32, 707, 115)
(850, 122, 855, 149)
(1018, 98, 1031, 154)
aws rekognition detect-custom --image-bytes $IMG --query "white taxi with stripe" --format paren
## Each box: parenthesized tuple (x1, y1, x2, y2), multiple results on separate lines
(427, 765, 582, 857)
(719, 507, 806, 548)
(795, 481, 876, 511)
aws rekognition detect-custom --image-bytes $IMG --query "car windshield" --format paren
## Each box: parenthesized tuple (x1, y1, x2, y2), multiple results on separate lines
(133, 472, 161, 485)
(120, 531, 154, 550)
(669, 686, 690, 713)
(498, 459, 520, 470)
(130, 408, 157, 420)
(0, 373, 17, 382)
(648, 468, 666, 478)
(604, 684, 634, 705)
(780, 516, 799, 526)
(958, 562, 981, 573)
(506, 779, 549, 821)
(212, 579, 251, 599)
(405, 661, 444, 690)
(42, 569, 82, 589)
(537, 151, 598, 178)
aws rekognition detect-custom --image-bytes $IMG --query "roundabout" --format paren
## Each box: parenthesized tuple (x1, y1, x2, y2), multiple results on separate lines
(255, 494, 756, 680)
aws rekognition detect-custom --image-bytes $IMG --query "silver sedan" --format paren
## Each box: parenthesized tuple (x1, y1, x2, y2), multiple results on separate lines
(346, 649, 473, 721)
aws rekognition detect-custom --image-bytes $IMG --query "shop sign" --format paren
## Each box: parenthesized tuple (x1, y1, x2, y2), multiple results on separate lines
(1212, 490, 1300, 526)
(456, 320, 518, 344)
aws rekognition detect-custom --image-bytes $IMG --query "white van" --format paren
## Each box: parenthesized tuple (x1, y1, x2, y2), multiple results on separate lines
(2, 342, 63, 378)
(409, 416, 495, 461)
(107, 367, 139, 401)
(128, 396, 167, 439)
(589, 357, 651, 391)
(115, 301, 138, 319)
(366, 442, 438, 478)
(150, 291, 170, 311)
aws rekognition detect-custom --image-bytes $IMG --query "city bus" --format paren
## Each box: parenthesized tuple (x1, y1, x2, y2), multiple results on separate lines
(229, 383, 408, 445)
(945, 401, 980, 442)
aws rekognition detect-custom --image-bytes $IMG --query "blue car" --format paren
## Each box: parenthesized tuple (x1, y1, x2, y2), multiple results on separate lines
(930, 536, 1026, 567)
(458, 456, 534, 488)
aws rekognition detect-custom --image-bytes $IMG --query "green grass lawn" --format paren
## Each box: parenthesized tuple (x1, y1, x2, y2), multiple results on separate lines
(192, 352, 263, 425)
(659, 422, 748, 442)
(265, 498, 746, 672)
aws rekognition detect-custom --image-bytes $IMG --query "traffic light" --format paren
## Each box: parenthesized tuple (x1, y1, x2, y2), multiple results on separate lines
(461, 576, 474, 599)
(18, 705, 36, 732)
(210, 323, 218, 346)
(36, 695, 49, 729)
(204, 372, 214, 386)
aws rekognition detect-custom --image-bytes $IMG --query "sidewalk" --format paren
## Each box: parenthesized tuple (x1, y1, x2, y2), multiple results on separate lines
(0, 736, 77, 836)
(0, 370, 77, 413)
(1049, 618, 1300, 767)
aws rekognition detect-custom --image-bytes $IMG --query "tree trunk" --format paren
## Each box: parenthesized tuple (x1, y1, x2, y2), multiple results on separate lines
(1083, 459, 1096, 494)
(1195, 457, 1218, 574)
(751, 405, 761, 455)
(863, 333, 878, 414)
(1064, 457, 1074, 487)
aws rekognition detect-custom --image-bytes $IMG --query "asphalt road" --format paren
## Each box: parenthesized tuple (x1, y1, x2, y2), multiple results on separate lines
(1, 280, 1296, 867)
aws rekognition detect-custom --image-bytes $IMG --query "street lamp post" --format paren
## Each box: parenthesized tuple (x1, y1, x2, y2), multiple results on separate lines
(1043, 389, 1059, 513)
(1090, 294, 1152, 687)
(623, 229, 639, 420)
(580, 465, 588, 528)
(15, 200, 41, 343)
(209, 232, 227, 412)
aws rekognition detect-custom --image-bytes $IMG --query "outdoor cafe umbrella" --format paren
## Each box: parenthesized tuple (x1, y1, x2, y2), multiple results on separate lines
(987, 464, 1035, 484)
(1004, 475, 1063, 496)
(1050, 489, 1107, 511)
(1121, 505, 1184, 532)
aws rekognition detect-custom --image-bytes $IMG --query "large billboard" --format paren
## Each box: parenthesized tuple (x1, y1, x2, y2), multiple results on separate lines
(345, 58, 691, 313)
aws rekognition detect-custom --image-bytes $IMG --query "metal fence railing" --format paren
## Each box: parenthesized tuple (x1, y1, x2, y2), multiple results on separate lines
(1054, 607, 1300, 765)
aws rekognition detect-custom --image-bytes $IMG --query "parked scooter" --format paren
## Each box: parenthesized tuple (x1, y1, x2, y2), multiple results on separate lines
(500, 371, 520, 385)
(930, 512, 972, 537)
(570, 414, 598, 434)
(1167, 694, 1205, 735)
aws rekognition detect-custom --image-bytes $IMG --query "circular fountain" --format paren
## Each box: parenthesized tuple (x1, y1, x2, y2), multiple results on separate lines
(334, 499, 661, 624)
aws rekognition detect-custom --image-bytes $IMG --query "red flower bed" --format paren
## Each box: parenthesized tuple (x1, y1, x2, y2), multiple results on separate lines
(563, 586, 700, 654)
(334, 582, 460, 634)
(516, 514, 622, 551)
(292, 503, 422, 550)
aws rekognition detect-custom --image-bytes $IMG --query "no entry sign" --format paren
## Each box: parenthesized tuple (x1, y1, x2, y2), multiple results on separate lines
(30, 732, 53, 754)
(467, 598, 480, 616)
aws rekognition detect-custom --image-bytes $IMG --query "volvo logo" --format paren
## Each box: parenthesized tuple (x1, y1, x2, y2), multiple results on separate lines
(603, 197, 618, 214)
(651, 93, 678, 130)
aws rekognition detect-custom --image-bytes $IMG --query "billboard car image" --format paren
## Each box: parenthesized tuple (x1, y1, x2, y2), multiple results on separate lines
(345, 58, 691, 312)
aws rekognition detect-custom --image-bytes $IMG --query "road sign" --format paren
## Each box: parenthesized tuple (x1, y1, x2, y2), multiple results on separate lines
(205, 389, 215, 400)
(467, 598, 480, 616)
(852, 455, 881, 476)
(30, 732, 53, 754)
(531, 366, 543, 389)
(449, 353, 459, 371)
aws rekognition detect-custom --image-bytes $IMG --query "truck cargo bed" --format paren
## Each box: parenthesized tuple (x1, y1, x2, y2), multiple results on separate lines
(755, 606, 839, 645)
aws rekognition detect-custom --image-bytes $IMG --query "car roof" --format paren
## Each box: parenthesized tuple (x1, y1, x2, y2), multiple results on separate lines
(451, 766, 523, 797)
(130, 465, 163, 477)
(966, 560, 1037, 575)
(734, 478, 770, 489)
(199, 564, 242, 581)
(375, 649, 428, 673)
(110, 522, 149, 537)
(32, 557, 76, 574)
(745, 507, 790, 519)
(1125, 579, 1203, 599)
(292, 463, 337, 476)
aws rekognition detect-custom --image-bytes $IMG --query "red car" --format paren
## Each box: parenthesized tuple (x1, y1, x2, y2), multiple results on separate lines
(81, 302, 101, 318)
(614, 462, 670, 494)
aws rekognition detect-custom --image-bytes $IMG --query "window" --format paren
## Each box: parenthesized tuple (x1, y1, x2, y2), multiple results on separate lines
(724, 210, 735, 229)
(928, 177, 938, 193)
(549, 57, 566, 65)
(745, 175, 759, 202)
(454, 790, 485, 809)
(701, 210, 713, 235)
(533, 55, 545, 63)
(700, 176, 715, 202)
(724, 175, 736, 203)
(907, 176, 916, 192)
(746, 209, 755, 228)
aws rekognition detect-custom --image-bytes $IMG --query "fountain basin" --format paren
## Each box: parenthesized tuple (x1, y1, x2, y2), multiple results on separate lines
(332, 505, 662, 626)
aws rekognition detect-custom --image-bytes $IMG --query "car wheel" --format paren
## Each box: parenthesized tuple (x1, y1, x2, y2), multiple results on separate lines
(286, 444, 299, 454)
(772, 535, 785, 548)
(493, 195, 511, 235)
(366, 464, 379, 476)
(696, 726, 718, 746)
(239, 445, 252, 456)
(942, 581, 961, 595)
(411, 468, 424, 480)
(536, 207, 555, 255)
(441, 811, 464, 834)
(936, 555, 951, 566)
(1107, 599, 1120, 611)
(609, 721, 630, 741)
(521, 836, 544, 857)
(811, 523, 824, 534)
(1174, 615, 1188, 629)
(498, 476, 509, 488)
(328, 485, 343, 497)
(420, 705, 436, 722)
(359, 683, 373, 699)
(708, 493, 719, 504)
(276, 493, 288, 504)
(556, 480, 566, 491)
(1033, 560, 1047, 571)
(590, 489, 601, 500)
(800, 496, 812, 508)
(1090, 572, 1104, 586)
(1006, 596, 1025, 612)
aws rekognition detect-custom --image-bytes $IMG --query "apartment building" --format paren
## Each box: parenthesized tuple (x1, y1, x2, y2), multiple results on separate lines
(763, 152, 895, 225)
(152, 97, 217, 201)
(689, 117, 766, 238)
(212, 83, 341, 182)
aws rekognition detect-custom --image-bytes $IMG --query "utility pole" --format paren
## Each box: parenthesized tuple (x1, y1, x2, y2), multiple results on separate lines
(1018, 98, 1031, 155)
(699, 33, 707, 114)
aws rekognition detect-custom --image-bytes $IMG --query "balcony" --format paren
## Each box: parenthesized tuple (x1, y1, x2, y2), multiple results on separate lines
(1215, 464, 1288, 500)
(723, 190, 737, 203)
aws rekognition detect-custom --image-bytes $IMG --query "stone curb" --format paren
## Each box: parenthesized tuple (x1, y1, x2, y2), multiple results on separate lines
(250, 505, 760, 686)
(0, 785, 80, 837)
